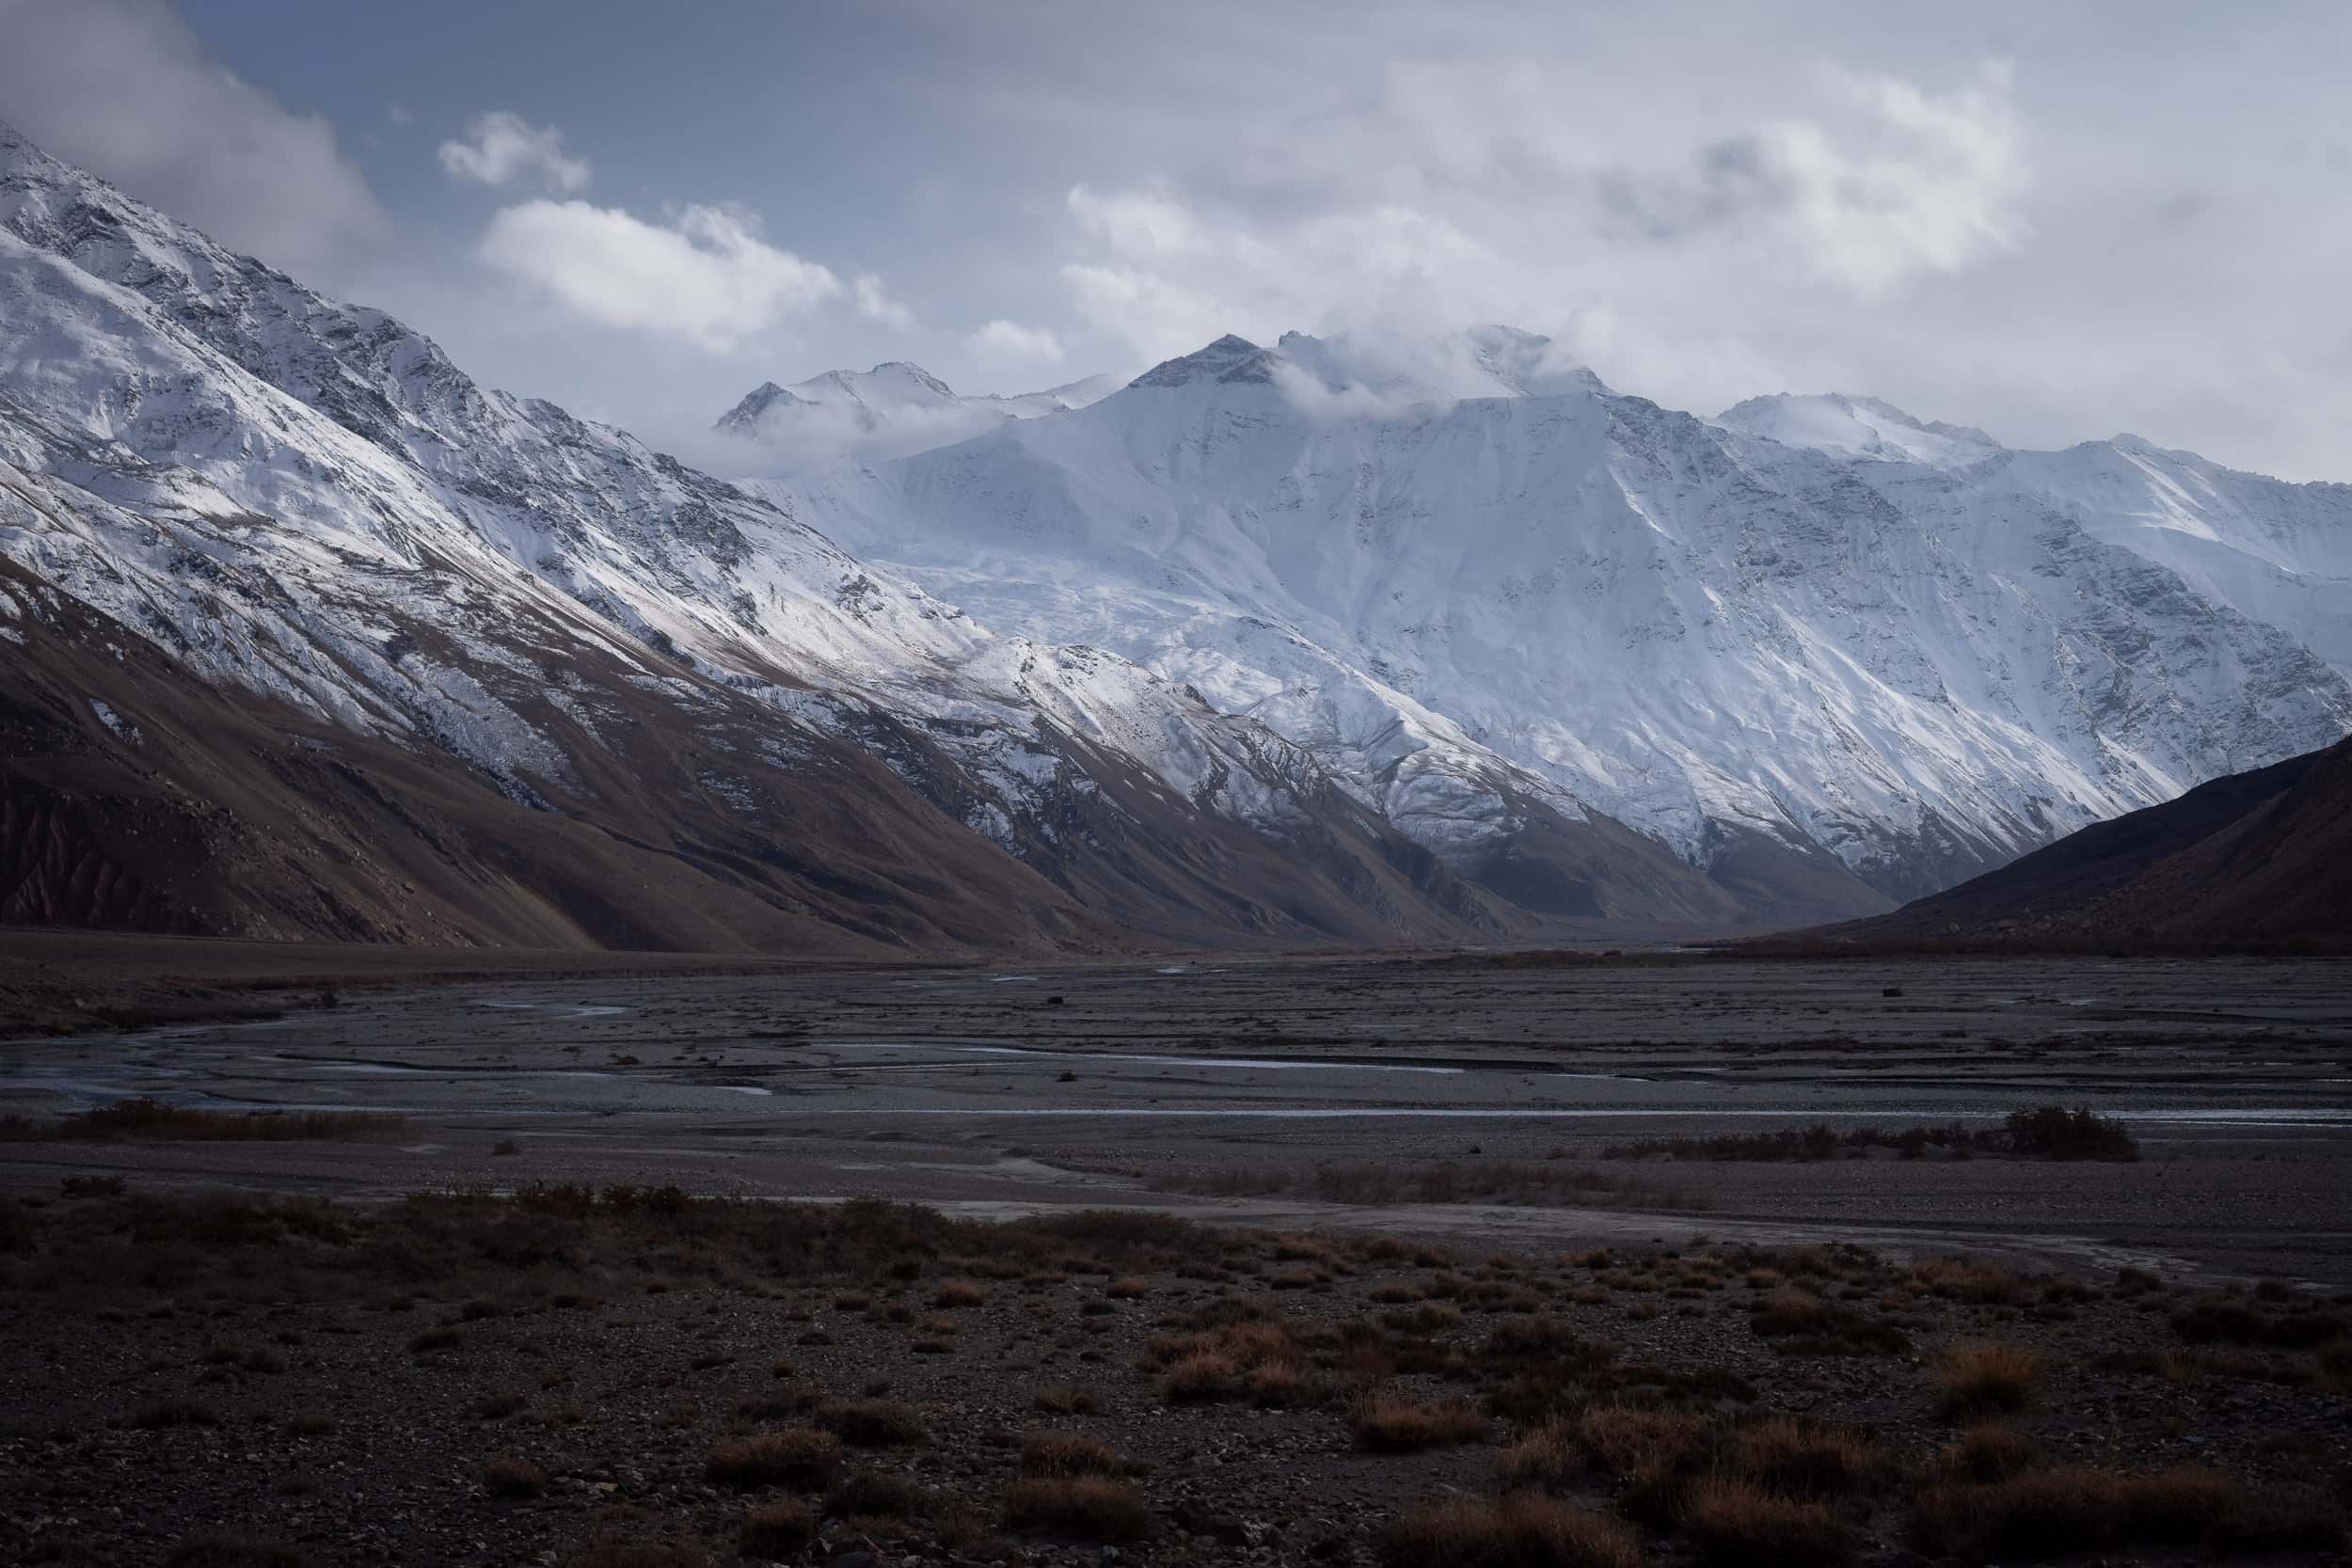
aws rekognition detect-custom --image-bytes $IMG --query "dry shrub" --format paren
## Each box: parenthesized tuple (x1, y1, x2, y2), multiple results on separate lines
(1680, 1477, 1853, 1568)
(483, 1453, 545, 1498)
(707, 1425, 842, 1489)
(1907, 1258, 2031, 1306)
(1934, 1340, 2040, 1418)
(815, 1399, 929, 1447)
(933, 1279, 985, 1308)
(1033, 1385, 1101, 1415)
(1376, 1494, 1640, 1568)
(1105, 1276, 1149, 1299)
(826, 1468, 935, 1522)
(1905, 1465, 2344, 1560)
(1157, 1320, 1302, 1403)
(739, 1501, 817, 1559)
(1247, 1363, 1311, 1407)
(1002, 1477, 1152, 1541)
(1723, 1418, 1878, 1499)
(1577, 1406, 1705, 1481)
(1749, 1288, 1908, 1356)
(1498, 1421, 1577, 1490)
(1352, 1390, 1489, 1452)
(1941, 1422, 2034, 1482)
(1022, 1432, 1141, 1478)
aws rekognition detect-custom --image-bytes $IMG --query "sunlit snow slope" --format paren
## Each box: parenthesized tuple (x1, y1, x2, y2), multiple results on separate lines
(767, 329, 2352, 902)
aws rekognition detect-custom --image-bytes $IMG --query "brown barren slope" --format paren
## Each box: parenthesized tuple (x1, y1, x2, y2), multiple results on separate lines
(1815, 735, 2352, 947)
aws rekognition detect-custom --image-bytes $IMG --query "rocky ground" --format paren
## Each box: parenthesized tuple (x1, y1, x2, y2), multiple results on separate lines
(1, 1186, 2348, 1568)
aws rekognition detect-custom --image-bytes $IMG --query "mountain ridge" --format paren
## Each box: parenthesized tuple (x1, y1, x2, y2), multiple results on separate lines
(0, 123, 1815, 949)
(760, 327, 2351, 907)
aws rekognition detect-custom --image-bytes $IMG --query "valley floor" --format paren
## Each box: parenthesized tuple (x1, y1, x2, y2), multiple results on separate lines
(2, 944, 2348, 1565)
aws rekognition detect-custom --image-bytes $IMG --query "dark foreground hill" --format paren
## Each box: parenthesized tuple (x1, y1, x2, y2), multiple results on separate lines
(1816, 735, 2352, 947)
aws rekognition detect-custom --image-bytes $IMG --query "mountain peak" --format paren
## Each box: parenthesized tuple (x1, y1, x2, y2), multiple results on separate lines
(1716, 391, 2000, 468)
(1131, 335, 1277, 389)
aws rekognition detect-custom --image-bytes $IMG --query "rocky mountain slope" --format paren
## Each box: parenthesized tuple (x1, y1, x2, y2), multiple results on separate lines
(716, 363, 1126, 463)
(763, 328, 2352, 907)
(1821, 735, 2352, 946)
(1, 124, 1809, 950)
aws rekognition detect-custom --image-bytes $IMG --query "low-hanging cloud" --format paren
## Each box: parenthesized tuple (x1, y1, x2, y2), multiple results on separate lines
(478, 200, 844, 352)
(967, 319, 1067, 364)
(0, 0, 385, 274)
(439, 111, 591, 195)
(1057, 58, 2029, 364)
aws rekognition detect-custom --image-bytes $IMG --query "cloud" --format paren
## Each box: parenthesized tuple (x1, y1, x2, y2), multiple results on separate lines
(0, 0, 386, 273)
(438, 111, 591, 194)
(1053, 58, 2030, 363)
(478, 200, 843, 351)
(966, 319, 1066, 364)
(1599, 63, 2026, 293)
(853, 274, 915, 330)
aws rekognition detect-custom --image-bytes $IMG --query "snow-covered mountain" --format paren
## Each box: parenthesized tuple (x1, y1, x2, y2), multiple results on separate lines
(764, 329, 2352, 904)
(716, 363, 1126, 464)
(7, 123, 1681, 950)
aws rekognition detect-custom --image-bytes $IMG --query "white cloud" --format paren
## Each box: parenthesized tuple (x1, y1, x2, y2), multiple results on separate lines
(439, 111, 591, 194)
(1054, 58, 2030, 369)
(853, 274, 915, 331)
(966, 319, 1066, 364)
(478, 200, 843, 351)
(0, 0, 386, 273)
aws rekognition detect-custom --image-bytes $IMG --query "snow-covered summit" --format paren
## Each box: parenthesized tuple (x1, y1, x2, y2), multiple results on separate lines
(1715, 392, 2003, 467)
(715, 358, 1129, 463)
(771, 327, 2352, 903)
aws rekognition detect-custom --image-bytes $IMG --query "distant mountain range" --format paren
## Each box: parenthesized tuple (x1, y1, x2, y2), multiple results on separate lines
(715, 363, 1126, 461)
(752, 328, 2352, 912)
(2, 121, 2345, 952)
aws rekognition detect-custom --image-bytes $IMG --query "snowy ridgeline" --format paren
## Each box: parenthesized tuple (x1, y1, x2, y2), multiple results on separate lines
(3, 111, 2349, 923)
(748, 327, 2352, 900)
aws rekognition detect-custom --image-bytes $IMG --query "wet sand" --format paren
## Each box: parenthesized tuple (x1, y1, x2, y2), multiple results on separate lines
(5, 951, 2348, 1284)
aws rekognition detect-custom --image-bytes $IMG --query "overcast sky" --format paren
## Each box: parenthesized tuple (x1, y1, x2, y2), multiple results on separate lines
(3, 0, 2347, 481)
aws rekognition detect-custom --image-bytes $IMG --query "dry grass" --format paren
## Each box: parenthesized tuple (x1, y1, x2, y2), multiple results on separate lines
(706, 1426, 842, 1490)
(1498, 1421, 1577, 1490)
(1002, 1477, 1153, 1541)
(738, 1501, 817, 1560)
(13, 1097, 406, 1142)
(824, 1468, 936, 1522)
(1749, 1287, 1908, 1356)
(1032, 1385, 1102, 1415)
(1576, 1406, 1705, 1481)
(813, 1400, 929, 1448)
(1376, 1495, 1641, 1568)
(1680, 1477, 1853, 1568)
(483, 1454, 545, 1498)
(1722, 1418, 1879, 1499)
(1153, 1158, 1700, 1212)
(932, 1279, 986, 1308)
(1020, 1433, 1142, 1478)
(1350, 1390, 1489, 1452)
(1934, 1340, 2041, 1419)
(1908, 1464, 2344, 1560)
